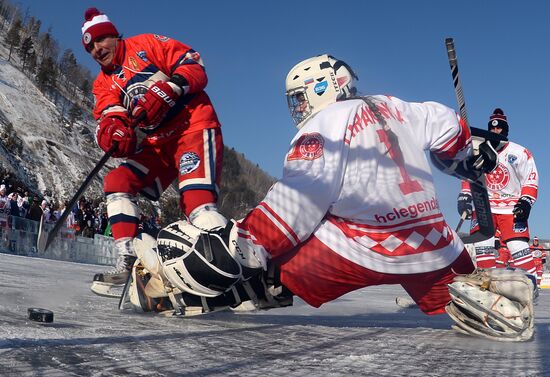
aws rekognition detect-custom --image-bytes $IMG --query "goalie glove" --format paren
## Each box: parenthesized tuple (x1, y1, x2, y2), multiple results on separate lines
(513, 196, 534, 223)
(154, 220, 268, 298)
(446, 268, 535, 342)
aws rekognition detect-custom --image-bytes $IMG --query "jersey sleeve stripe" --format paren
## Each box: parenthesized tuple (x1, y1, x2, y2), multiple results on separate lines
(257, 202, 300, 246)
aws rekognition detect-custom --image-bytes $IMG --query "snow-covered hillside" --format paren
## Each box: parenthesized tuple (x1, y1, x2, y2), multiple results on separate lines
(0, 55, 110, 200)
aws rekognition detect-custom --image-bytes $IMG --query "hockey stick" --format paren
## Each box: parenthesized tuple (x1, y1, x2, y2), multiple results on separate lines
(37, 115, 146, 253)
(445, 38, 494, 244)
(455, 211, 468, 233)
(37, 142, 118, 253)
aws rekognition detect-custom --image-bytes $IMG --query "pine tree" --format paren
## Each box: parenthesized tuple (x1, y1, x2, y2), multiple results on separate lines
(37, 56, 56, 92)
(68, 104, 83, 125)
(6, 18, 22, 61)
(18, 36, 33, 70)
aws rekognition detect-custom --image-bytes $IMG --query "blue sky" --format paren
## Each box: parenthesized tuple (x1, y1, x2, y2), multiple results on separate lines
(15, 0, 550, 237)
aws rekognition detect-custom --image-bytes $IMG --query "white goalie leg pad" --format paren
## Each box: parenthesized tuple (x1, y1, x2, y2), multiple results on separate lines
(446, 268, 535, 341)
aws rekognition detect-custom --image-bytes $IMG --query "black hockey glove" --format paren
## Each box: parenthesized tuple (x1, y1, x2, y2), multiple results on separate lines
(457, 193, 473, 219)
(513, 196, 534, 223)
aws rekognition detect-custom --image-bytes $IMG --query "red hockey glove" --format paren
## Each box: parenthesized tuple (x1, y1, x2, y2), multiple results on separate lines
(96, 116, 137, 158)
(131, 81, 181, 129)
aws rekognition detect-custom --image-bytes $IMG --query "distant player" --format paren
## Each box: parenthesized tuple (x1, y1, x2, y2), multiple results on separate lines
(458, 108, 539, 276)
(531, 236, 547, 285)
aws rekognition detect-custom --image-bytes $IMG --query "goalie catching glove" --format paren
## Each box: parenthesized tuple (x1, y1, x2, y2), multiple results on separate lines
(446, 268, 536, 342)
(155, 219, 267, 298)
(124, 230, 290, 315)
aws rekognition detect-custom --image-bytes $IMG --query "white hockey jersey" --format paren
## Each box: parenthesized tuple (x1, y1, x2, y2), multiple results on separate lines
(461, 141, 538, 214)
(237, 96, 472, 274)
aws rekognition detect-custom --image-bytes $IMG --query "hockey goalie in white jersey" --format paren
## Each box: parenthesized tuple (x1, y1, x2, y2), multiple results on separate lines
(125, 54, 536, 342)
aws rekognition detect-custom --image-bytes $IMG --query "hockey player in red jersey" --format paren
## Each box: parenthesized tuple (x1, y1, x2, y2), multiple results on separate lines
(127, 55, 535, 341)
(530, 236, 547, 286)
(81, 8, 226, 297)
(457, 108, 539, 276)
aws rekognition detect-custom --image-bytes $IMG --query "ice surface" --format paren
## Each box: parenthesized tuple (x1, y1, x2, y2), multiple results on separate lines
(0, 253, 548, 376)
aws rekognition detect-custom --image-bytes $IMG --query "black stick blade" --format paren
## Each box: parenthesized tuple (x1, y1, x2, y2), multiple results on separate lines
(36, 215, 49, 253)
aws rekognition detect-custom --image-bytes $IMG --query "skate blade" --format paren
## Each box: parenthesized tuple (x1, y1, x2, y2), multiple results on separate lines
(157, 305, 230, 317)
(91, 281, 125, 298)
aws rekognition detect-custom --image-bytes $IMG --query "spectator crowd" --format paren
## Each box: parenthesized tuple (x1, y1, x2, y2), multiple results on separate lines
(0, 172, 160, 238)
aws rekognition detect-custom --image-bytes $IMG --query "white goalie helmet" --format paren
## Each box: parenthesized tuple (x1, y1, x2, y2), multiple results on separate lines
(285, 54, 358, 129)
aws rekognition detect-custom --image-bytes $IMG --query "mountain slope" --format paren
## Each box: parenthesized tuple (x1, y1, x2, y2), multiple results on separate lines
(0, 57, 105, 199)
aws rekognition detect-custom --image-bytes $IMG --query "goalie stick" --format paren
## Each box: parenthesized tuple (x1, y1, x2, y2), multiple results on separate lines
(445, 38, 495, 244)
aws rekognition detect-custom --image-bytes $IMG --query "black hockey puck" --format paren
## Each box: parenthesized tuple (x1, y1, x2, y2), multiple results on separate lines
(27, 308, 54, 323)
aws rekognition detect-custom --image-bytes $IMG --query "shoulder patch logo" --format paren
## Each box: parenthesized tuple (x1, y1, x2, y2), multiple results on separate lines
(507, 154, 517, 164)
(136, 50, 148, 62)
(287, 133, 324, 161)
(180, 152, 201, 175)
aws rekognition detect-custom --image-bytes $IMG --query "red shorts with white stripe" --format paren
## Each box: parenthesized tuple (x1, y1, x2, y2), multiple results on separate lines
(104, 127, 223, 213)
(276, 238, 474, 315)
(470, 212, 530, 242)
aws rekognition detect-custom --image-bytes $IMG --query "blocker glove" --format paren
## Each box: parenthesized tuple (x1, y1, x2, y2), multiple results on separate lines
(96, 116, 137, 158)
(457, 193, 473, 219)
(131, 81, 182, 129)
(513, 196, 534, 223)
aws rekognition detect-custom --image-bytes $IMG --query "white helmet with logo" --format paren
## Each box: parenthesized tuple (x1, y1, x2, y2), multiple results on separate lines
(285, 54, 358, 129)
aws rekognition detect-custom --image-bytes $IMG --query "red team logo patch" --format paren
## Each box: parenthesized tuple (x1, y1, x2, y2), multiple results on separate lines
(287, 133, 324, 161)
(486, 164, 510, 191)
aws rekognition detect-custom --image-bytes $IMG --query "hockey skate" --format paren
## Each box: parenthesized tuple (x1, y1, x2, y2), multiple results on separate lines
(91, 238, 137, 298)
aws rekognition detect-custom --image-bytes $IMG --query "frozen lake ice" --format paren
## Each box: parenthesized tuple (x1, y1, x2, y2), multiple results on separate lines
(0, 253, 548, 376)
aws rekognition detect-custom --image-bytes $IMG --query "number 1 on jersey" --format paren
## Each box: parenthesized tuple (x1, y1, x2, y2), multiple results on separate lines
(377, 129, 423, 195)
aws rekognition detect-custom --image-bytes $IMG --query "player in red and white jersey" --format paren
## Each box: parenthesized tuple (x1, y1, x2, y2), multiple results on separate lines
(530, 236, 547, 285)
(228, 54, 494, 315)
(81, 8, 226, 297)
(458, 108, 538, 276)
